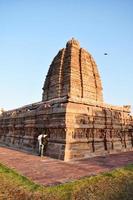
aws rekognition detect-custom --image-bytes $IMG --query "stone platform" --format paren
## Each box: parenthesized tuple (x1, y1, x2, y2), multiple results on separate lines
(0, 146, 133, 186)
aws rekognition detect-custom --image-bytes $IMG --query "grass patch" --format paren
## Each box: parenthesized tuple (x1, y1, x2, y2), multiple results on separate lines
(0, 163, 41, 191)
(0, 163, 133, 200)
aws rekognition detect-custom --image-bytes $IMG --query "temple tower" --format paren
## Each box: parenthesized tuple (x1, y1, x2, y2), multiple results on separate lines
(42, 38, 103, 103)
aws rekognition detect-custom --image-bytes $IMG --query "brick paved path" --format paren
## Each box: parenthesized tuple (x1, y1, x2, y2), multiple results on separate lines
(0, 146, 133, 186)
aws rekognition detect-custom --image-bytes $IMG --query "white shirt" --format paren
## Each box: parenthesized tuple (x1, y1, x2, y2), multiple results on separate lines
(38, 134, 47, 145)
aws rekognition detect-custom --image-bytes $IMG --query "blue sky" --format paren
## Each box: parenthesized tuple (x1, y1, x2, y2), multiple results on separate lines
(0, 0, 133, 111)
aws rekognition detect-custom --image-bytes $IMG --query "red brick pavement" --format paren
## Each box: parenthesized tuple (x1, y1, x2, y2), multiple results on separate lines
(0, 146, 133, 186)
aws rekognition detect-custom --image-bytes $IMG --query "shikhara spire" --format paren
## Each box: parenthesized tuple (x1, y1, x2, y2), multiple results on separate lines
(42, 39, 103, 103)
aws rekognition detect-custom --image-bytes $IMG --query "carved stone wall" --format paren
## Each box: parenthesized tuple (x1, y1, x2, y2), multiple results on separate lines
(0, 101, 67, 160)
(0, 39, 133, 161)
(65, 102, 133, 161)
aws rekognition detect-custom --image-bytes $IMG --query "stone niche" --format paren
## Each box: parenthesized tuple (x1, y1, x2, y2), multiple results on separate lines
(0, 38, 133, 161)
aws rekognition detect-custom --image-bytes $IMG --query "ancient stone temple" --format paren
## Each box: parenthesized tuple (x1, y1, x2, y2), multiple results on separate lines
(0, 38, 133, 161)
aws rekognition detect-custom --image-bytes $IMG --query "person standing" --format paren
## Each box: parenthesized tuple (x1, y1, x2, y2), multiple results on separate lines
(37, 133, 48, 156)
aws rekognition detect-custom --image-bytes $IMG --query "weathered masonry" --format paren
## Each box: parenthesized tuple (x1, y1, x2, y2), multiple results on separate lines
(0, 39, 133, 161)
